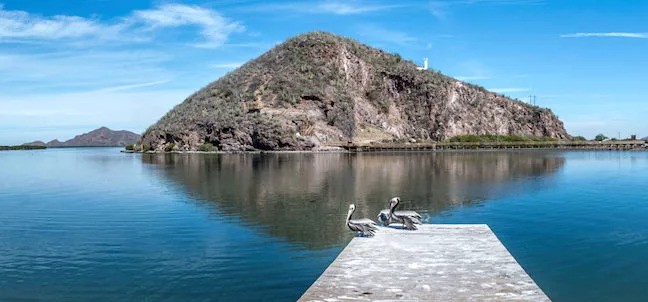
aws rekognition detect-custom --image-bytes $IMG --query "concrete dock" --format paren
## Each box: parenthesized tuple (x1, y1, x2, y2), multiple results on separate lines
(299, 224, 549, 301)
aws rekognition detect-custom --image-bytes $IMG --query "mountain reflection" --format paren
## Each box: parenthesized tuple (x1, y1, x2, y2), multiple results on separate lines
(142, 152, 565, 249)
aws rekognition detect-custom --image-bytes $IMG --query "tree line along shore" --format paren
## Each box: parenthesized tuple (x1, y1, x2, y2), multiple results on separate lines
(0, 145, 47, 151)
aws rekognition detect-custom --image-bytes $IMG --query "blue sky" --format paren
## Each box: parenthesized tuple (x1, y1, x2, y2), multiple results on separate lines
(0, 0, 646, 144)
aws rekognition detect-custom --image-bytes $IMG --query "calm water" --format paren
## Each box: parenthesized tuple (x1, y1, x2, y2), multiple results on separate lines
(1, 148, 647, 301)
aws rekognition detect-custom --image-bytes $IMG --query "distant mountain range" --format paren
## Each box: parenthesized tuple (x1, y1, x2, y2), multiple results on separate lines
(24, 127, 140, 147)
(642, 136, 648, 141)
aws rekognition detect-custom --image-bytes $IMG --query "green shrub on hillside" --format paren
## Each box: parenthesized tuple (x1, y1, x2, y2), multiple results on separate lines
(164, 143, 176, 152)
(198, 143, 216, 152)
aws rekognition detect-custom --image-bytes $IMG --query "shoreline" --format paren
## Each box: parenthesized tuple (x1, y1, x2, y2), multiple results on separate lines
(122, 149, 348, 154)
(122, 141, 648, 155)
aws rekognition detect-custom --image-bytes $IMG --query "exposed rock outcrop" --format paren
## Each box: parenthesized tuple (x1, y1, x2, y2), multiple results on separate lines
(141, 31, 569, 151)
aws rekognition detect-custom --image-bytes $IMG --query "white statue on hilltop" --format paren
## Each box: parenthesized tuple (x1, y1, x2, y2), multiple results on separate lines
(417, 58, 428, 70)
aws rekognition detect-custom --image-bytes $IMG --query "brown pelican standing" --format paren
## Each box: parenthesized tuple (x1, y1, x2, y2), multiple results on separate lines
(346, 204, 378, 237)
(379, 197, 421, 230)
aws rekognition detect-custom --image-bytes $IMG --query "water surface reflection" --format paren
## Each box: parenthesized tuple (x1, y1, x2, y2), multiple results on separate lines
(143, 151, 565, 248)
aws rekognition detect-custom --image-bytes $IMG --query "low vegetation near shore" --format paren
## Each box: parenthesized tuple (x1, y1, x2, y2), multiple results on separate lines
(446, 135, 558, 143)
(0, 145, 47, 151)
(446, 134, 646, 143)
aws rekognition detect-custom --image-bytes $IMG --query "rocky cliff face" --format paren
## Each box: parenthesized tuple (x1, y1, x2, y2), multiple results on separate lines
(141, 31, 569, 151)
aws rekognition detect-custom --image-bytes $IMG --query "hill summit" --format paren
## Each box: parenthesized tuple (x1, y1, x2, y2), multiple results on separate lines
(141, 31, 569, 151)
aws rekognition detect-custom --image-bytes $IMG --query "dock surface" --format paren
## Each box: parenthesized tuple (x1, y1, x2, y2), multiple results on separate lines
(299, 224, 549, 301)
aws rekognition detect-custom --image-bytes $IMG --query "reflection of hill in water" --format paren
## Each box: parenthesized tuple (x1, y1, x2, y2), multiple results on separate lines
(143, 152, 565, 249)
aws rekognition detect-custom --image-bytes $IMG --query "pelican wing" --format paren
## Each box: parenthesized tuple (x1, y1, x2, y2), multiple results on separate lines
(389, 212, 421, 230)
(400, 215, 419, 230)
(352, 218, 377, 225)
(348, 219, 378, 237)
(395, 210, 421, 220)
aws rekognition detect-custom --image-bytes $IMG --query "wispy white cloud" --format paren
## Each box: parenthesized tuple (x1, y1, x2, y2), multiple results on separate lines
(131, 4, 244, 47)
(210, 62, 244, 69)
(0, 4, 121, 40)
(0, 3, 243, 47)
(456, 75, 491, 81)
(561, 32, 648, 39)
(248, 1, 402, 15)
(316, 2, 401, 15)
(489, 87, 530, 93)
(0, 50, 170, 92)
(96, 80, 171, 93)
(429, 0, 543, 19)
(452, 60, 492, 82)
(540, 93, 640, 99)
(459, 0, 544, 4)
(429, 2, 449, 19)
(357, 24, 417, 45)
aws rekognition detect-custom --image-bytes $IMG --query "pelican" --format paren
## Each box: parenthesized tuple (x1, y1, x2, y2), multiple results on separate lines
(379, 197, 421, 230)
(377, 209, 421, 226)
(346, 204, 378, 237)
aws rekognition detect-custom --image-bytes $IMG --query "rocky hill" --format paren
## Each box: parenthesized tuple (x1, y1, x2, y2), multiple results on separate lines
(25, 127, 140, 147)
(141, 31, 569, 151)
(23, 140, 47, 147)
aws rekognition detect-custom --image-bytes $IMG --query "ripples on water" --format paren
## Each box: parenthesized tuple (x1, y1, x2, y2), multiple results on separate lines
(1, 148, 647, 301)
